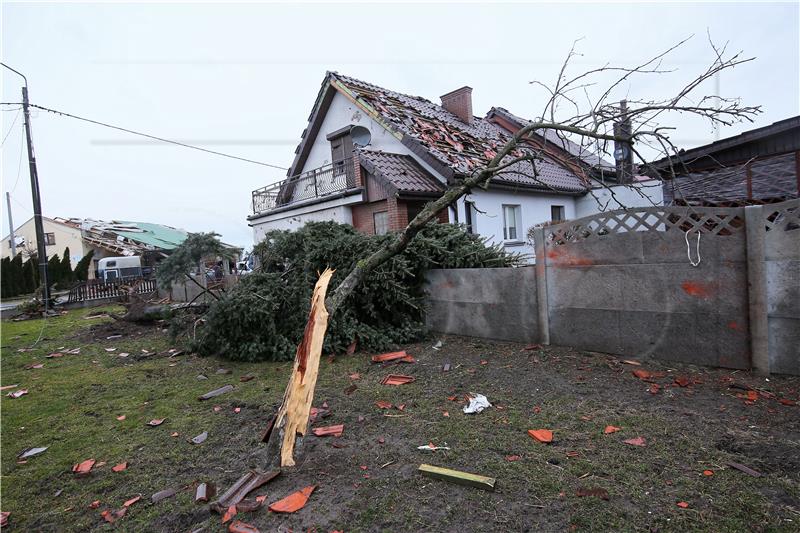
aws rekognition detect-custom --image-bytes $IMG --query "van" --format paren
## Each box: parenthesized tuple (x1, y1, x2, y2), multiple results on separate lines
(97, 256, 143, 282)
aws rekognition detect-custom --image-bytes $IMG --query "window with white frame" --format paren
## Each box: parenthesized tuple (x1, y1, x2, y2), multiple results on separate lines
(502, 204, 521, 241)
(373, 211, 389, 235)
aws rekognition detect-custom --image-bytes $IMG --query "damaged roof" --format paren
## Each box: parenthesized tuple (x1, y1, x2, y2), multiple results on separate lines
(289, 72, 589, 194)
(486, 107, 616, 172)
(55, 218, 189, 256)
(357, 149, 444, 196)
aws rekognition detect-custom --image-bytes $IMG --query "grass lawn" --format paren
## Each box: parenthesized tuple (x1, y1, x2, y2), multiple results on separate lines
(2, 306, 800, 532)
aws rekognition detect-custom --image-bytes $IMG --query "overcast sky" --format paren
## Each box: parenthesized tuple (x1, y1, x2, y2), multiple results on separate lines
(2, 1, 798, 249)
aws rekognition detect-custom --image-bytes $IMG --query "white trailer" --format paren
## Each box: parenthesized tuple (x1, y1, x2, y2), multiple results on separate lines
(97, 256, 143, 282)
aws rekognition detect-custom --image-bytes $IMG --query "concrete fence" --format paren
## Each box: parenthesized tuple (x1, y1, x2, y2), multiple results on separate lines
(425, 199, 800, 375)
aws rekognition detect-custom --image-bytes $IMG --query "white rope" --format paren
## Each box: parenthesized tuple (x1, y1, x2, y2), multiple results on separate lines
(685, 229, 701, 267)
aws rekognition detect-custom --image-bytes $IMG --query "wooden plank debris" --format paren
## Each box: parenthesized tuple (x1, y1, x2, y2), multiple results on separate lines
(726, 461, 762, 477)
(210, 470, 280, 513)
(198, 385, 234, 401)
(418, 464, 495, 491)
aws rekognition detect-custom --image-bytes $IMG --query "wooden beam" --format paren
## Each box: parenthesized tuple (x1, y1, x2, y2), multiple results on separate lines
(264, 268, 335, 467)
(418, 464, 496, 491)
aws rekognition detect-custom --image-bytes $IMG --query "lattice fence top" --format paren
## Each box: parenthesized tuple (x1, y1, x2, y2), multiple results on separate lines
(764, 198, 800, 232)
(545, 205, 746, 246)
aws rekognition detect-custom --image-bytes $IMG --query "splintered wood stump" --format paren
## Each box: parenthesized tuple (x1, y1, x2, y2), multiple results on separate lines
(265, 268, 334, 467)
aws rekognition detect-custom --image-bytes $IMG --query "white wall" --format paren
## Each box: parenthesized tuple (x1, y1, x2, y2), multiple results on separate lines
(456, 189, 577, 258)
(1, 217, 87, 267)
(250, 194, 359, 243)
(301, 91, 443, 180)
(575, 179, 664, 218)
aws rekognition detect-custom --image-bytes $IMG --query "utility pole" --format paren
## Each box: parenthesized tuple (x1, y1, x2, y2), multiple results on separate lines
(2, 63, 49, 308)
(6, 192, 17, 256)
(613, 100, 634, 184)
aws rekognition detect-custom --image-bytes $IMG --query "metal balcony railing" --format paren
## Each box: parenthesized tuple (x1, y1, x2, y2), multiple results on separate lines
(252, 160, 357, 215)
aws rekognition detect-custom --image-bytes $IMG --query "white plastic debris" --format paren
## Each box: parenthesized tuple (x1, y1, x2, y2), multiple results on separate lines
(417, 443, 451, 451)
(19, 447, 48, 459)
(463, 394, 492, 414)
(432, 340, 443, 350)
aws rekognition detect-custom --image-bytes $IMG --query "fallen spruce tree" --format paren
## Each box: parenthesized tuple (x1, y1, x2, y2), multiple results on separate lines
(181, 221, 519, 362)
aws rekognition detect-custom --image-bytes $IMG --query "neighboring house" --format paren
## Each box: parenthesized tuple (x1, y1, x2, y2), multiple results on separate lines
(248, 72, 662, 256)
(1, 216, 86, 268)
(56, 218, 190, 278)
(653, 115, 800, 206)
(2, 217, 191, 279)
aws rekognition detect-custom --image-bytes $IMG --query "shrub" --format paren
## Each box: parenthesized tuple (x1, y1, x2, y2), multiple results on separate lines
(188, 221, 519, 362)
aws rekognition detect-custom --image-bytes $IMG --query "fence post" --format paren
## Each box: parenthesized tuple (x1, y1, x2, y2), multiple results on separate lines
(744, 205, 769, 375)
(532, 226, 550, 345)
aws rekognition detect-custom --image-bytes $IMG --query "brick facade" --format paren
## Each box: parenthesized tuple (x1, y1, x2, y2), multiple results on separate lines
(352, 197, 449, 235)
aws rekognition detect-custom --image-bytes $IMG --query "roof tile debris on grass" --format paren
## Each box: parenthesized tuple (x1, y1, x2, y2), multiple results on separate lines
(312, 425, 344, 437)
(380, 374, 415, 386)
(268, 485, 316, 513)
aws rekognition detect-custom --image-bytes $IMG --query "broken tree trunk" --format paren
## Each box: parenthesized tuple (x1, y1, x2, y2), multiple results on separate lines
(263, 268, 334, 468)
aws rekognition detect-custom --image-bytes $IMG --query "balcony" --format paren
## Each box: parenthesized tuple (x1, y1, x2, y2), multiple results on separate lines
(251, 160, 357, 216)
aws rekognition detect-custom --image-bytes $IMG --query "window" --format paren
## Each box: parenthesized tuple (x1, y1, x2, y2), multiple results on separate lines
(502, 204, 521, 241)
(373, 211, 389, 235)
(551, 205, 565, 222)
(44, 233, 56, 246)
(328, 129, 354, 178)
(464, 200, 477, 234)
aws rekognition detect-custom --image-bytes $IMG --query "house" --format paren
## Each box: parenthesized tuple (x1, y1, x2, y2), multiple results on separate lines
(2, 217, 191, 279)
(247, 72, 663, 256)
(653, 115, 800, 206)
(1, 216, 86, 268)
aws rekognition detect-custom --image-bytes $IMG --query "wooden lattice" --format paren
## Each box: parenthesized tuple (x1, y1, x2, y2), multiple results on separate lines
(764, 199, 800, 232)
(546, 205, 746, 246)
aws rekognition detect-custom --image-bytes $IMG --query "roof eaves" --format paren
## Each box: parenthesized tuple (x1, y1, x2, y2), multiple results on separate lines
(357, 153, 400, 196)
(286, 72, 338, 178)
(651, 115, 800, 169)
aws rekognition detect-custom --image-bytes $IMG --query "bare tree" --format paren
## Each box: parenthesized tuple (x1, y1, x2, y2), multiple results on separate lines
(215, 37, 763, 502)
(326, 36, 760, 315)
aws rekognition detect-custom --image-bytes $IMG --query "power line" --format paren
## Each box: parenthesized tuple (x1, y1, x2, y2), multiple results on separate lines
(11, 125, 25, 193)
(1, 102, 288, 171)
(1, 109, 20, 146)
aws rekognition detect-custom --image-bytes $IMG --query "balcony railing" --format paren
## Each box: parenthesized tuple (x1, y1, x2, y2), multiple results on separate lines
(252, 160, 357, 215)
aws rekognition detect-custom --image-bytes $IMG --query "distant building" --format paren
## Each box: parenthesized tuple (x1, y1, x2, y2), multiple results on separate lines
(2, 217, 190, 279)
(653, 116, 800, 206)
(1, 216, 85, 267)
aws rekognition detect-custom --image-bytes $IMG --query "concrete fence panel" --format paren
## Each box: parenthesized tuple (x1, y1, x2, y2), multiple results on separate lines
(423, 199, 800, 375)
(424, 267, 538, 343)
(764, 201, 800, 374)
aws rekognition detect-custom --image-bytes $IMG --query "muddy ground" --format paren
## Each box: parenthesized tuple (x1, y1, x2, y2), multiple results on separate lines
(2, 308, 799, 532)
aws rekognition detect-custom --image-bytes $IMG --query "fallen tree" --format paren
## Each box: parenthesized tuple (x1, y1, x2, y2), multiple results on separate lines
(186, 222, 519, 361)
(216, 36, 762, 494)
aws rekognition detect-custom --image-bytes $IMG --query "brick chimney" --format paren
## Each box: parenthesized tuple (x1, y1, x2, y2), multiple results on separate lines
(440, 86, 473, 124)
